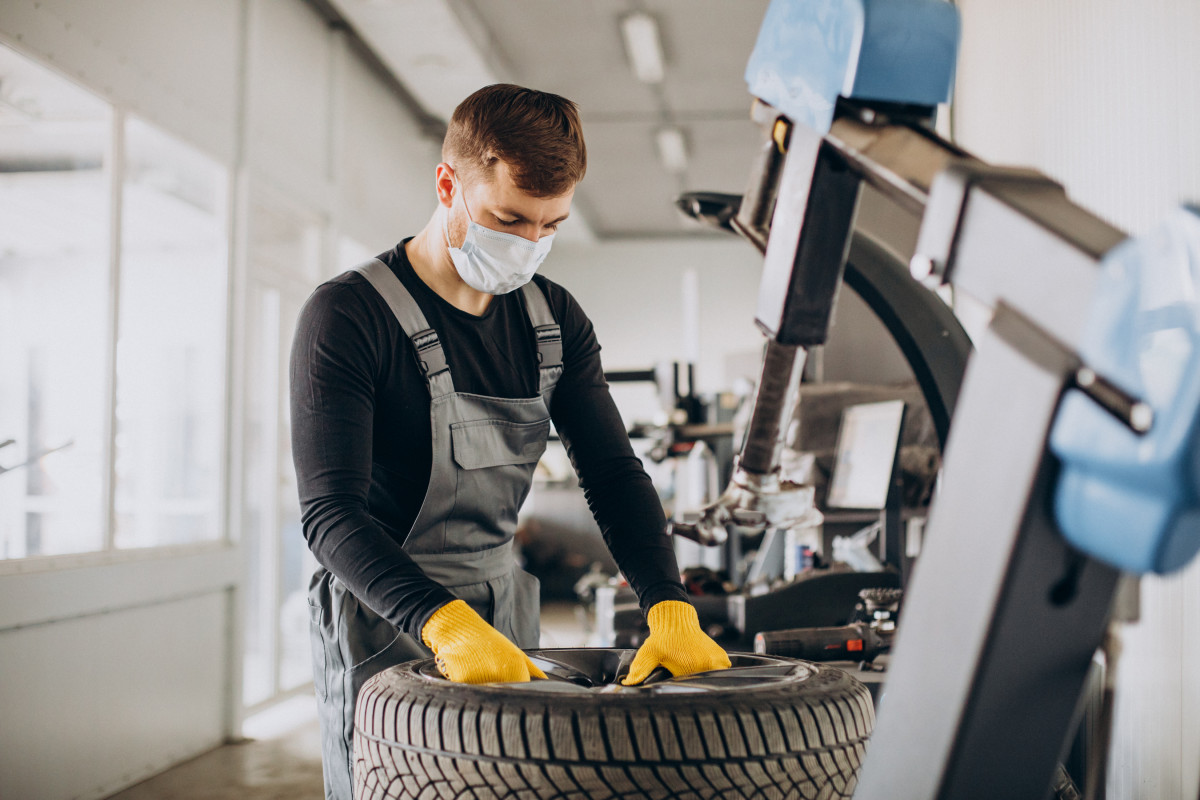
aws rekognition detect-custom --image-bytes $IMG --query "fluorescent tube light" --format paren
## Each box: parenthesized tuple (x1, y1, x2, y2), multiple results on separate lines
(656, 127, 688, 174)
(621, 12, 665, 84)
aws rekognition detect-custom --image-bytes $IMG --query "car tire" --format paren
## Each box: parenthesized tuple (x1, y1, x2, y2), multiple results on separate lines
(353, 648, 873, 800)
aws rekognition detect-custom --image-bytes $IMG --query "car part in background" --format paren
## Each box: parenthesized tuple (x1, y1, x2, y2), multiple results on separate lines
(353, 649, 873, 800)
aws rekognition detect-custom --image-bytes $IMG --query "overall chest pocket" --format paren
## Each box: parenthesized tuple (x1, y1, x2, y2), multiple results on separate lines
(450, 418, 550, 470)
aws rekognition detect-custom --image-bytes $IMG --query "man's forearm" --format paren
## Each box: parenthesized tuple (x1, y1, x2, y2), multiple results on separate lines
(579, 465, 688, 612)
(301, 498, 458, 637)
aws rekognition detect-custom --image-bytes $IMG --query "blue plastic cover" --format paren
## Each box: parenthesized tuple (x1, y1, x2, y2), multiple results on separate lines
(744, 0, 960, 133)
(1050, 205, 1200, 574)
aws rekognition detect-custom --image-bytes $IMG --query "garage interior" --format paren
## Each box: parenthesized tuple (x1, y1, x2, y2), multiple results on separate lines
(1, 1, 1198, 799)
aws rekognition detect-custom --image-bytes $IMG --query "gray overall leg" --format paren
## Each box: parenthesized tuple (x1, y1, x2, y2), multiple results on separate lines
(308, 568, 428, 800)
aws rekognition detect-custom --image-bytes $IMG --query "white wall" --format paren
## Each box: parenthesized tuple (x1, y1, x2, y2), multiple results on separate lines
(0, 1, 439, 798)
(543, 238, 762, 388)
(955, 0, 1200, 238)
(0, 553, 236, 800)
(954, 1, 1200, 796)
(336, 47, 442, 250)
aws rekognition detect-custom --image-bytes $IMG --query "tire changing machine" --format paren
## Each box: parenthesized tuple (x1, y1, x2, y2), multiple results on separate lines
(681, 1, 1200, 797)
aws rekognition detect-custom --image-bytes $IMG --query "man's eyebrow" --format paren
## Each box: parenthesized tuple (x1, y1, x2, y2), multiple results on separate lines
(497, 208, 571, 225)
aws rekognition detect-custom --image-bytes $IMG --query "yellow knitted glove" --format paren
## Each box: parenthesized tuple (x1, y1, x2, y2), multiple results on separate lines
(421, 599, 547, 684)
(621, 600, 732, 686)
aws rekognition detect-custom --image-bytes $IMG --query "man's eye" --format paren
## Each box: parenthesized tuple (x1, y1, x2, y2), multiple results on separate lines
(544, 224, 559, 232)
(496, 218, 518, 226)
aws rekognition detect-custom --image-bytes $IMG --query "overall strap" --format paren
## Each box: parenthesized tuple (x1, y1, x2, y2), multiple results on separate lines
(354, 259, 455, 399)
(519, 282, 564, 395)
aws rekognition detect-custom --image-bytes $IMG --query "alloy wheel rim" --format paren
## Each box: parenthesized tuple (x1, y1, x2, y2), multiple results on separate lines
(414, 648, 811, 694)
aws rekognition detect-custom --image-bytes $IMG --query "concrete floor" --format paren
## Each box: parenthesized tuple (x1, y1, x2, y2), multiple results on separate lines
(107, 724, 325, 800)
(105, 601, 589, 799)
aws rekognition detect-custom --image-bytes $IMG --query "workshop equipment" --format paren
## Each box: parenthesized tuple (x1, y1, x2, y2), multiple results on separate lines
(670, 0, 962, 552)
(754, 587, 901, 663)
(698, 0, 1200, 797)
(755, 621, 887, 663)
(609, 565, 900, 651)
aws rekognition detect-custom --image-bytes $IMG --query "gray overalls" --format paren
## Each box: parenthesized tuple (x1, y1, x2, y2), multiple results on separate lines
(307, 258, 562, 800)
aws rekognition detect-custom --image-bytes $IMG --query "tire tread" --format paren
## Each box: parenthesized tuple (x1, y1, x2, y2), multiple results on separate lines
(353, 658, 872, 800)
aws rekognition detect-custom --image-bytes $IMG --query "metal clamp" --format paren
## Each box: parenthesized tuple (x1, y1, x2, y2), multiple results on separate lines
(670, 464, 824, 546)
(911, 162, 1065, 285)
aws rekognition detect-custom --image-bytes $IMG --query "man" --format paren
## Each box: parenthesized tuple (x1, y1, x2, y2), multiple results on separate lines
(291, 84, 730, 800)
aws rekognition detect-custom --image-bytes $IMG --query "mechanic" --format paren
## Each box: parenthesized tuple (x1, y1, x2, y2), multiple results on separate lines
(290, 83, 731, 800)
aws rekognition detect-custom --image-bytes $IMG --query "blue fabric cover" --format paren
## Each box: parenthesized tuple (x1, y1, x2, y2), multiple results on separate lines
(1050, 206, 1200, 574)
(744, 0, 960, 133)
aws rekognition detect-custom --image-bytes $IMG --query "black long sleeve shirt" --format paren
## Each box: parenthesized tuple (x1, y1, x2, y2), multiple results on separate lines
(290, 241, 687, 639)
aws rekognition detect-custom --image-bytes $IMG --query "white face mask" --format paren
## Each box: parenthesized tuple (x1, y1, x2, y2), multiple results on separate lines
(443, 178, 555, 295)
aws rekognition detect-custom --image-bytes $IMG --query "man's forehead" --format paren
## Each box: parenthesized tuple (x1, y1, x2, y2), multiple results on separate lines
(478, 162, 574, 216)
(487, 159, 572, 196)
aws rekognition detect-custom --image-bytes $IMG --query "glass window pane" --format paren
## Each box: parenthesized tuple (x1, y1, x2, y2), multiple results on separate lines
(113, 117, 228, 549)
(0, 44, 112, 559)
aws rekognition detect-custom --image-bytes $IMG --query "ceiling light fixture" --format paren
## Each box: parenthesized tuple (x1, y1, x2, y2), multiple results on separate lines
(621, 12, 665, 84)
(656, 126, 688, 174)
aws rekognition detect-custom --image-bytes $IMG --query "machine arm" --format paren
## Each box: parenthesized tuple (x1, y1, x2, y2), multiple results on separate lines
(673, 67, 968, 547)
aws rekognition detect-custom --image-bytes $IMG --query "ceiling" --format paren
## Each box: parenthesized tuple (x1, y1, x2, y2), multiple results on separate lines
(323, 0, 773, 241)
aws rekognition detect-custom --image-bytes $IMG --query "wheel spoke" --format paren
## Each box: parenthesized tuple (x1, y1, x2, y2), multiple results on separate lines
(683, 664, 807, 681)
(663, 664, 809, 690)
(528, 655, 597, 687)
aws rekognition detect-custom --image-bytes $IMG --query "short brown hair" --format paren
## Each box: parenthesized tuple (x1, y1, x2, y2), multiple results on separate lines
(443, 84, 587, 197)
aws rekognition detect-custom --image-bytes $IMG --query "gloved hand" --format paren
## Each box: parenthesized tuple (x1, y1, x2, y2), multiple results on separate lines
(621, 600, 732, 685)
(421, 599, 547, 684)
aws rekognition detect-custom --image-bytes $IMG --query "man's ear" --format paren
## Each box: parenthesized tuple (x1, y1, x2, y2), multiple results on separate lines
(435, 163, 456, 208)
